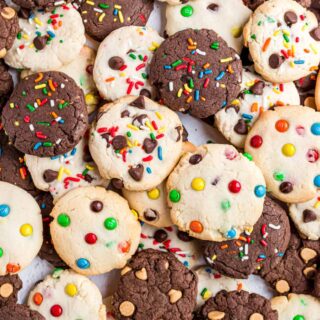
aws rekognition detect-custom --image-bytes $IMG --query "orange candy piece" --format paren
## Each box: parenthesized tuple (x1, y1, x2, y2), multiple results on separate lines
(6, 263, 20, 273)
(275, 120, 289, 132)
(190, 220, 203, 233)
(118, 241, 131, 253)
(33, 292, 43, 306)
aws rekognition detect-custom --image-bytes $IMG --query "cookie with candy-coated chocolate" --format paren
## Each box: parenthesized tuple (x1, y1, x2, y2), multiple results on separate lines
(245, 106, 320, 203)
(50, 186, 141, 275)
(167, 144, 266, 241)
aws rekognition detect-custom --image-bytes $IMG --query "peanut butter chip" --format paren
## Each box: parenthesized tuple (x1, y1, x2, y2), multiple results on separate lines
(119, 301, 135, 317)
(249, 313, 264, 320)
(300, 248, 317, 263)
(0, 48, 7, 59)
(168, 289, 182, 304)
(0, 283, 13, 298)
(135, 268, 147, 280)
(275, 279, 290, 293)
(208, 311, 226, 320)
(0, 7, 16, 20)
(120, 266, 132, 276)
(303, 266, 317, 278)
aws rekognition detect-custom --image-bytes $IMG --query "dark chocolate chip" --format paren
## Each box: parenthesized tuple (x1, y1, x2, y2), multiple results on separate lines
(279, 181, 293, 193)
(128, 164, 144, 181)
(90, 200, 103, 212)
(83, 151, 93, 163)
(303, 209, 317, 223)
(143, 138, 158, 154)
(250, 81, 265, 95)
(143, 209, 159, 222)
(189, 154, 202, 165)
(132, 114, 147, 127)
(310, 27, 320, 41)
(284, 11, 298, 26)
(154, 229, 168, 243)
(175, 126, 182, 142)
(18, 7, 30, 19)
(234, 119, 248, 135)
(212, 177, 220, 185)
(110, 178, 124, 190)
(86, 64, 93, 75)
(207, 3, 219, 11)
(139, 89, 152, 98)
(43, 169, 58, 183)
(182, 125, 188, 142)
(108, 56, 124, 70)
(269, 53, 284, 69)
(121, 110, 130, 118)
(129, 96, 145, 109)
(84, 174, 93, 183)
(112, 135, 127, 150)
(33, 36, 47, 50)
(177, 231, 193, 242)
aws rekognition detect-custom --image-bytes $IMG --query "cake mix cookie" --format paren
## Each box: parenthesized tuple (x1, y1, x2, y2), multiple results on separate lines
(0, 304, 45, 320)
(28, 269, 106, 320)
(215, 69, 300, 148)
(203, 196, 291, 279)
(5, 5, 85, 72)
(89, 96, 183, 191)
(104, 296, 116, 320)
(50, 186, 141, 275)
(245, 106, 320, 203)
(167, 144, 266, 241)
(93, 26, 163, 101)
(2, 71, 88, 157)
(75, 0, 154, 42)
(165, 0, 252, 53)
(25, 133, 108, 203)
(313, 270, 320, 297)
(243, 0, 320, 83)
(12, 0, 70, 10)
(0, 181, 43, 275)
(150, 29, 242, 118)
(112, 249, 198, 320)
(198, 290, 278, 320)
(0, 60, 13, 107)
(271, 294, 320, 319)
(0, 274, 22, 307)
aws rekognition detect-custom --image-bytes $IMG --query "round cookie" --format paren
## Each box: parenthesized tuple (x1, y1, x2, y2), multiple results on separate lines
(0, 60, 13, 107)
(50, 186, 141, 275)
(112, 249, 198, 320)
(167, 144, 266, 241)
(243, 0, 320, 83)
(271, 294, 320, 319)
(0, 181, 43, 275)
(0, 274, 22, 307)
(75, 0, 154, 42)
(198, 290, 278, 320)
(93, 26, 163, 101)
(203, 196, 291, 279)
(245, 106, 320, 203)
(165, 0, 252, 53)
(28, 269, 106, 320)
(215, 69, 300, 148)
(0, 304, 45, 320)
(158, 0, 190, 4)
(89, 96, 184, 191)
(2, 71, 88, 157)
(5, 5, 85, 72)
(149, 29, 242, 118)
(12, 0, 70, 10)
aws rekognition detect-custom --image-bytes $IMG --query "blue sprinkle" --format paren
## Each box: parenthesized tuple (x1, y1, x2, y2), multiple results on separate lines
(314, 175, 320, 187)
(51, 155, 59, 160)
(183, 261, 189, 267)
(242, 113, 253, 120)
(0, 204, 10, 217)
(278, 252, 284, 257)
(191, 50, 196, 55)
(258, 254, 266, 259)
(76, 258, 90, 269)
(58, 119, 64, 124)
(0, 147, 3, 157)
(157, 146, 163, 160)
(128, 149, 133, 154)
(215, 71, 225, 81)
(294, 60, 305, 64)
(164, 65, 172, 70)
(311, 123, 320, 136)
(36, 31, 41, 36)
(113, 9, 118, 15)
(199, 71, 204, 79)
(33, 142, 42, 151)
(41, 203, 46, 209)
(254, 185, 266, 198)
(47, 31, 55, 38)
(71, 148, 77, 156)
(194, 90, 200, 101)
(63, 153, 68, 158)
(146, 167, 152, 174)
(204, 69, 212, 75)
(221, 101, 227, 108)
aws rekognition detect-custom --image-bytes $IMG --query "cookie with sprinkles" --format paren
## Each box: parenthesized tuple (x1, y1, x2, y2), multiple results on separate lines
(165, 0, 252, 53)
(75, 0, 154, 42)
(0, 181, 43, 275)
(0, 304, 45, 320)
(203, 196, 291, 279)
(93, 26, 163, 101)
(2, 71, 88, 157)
(12, 0, 71, 10)
(215, 68, 300, 148)
(167, 144, 266, 241)
(89, 95, 184, 191)
(245, 106, 320, 203)
(28, 269, 106, 320)
(5, 4, 86, 72)
(0, 274, 22, 307)
(149, 29, 242, 118)
(50, 186, 141, 275)
(0, 60, 13, 108)
(112, 249, 198, 320)
(243, 0, 320, 83)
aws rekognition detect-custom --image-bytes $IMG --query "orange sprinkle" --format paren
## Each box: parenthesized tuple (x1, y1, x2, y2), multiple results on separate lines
(310, 66, 319, 71)
(187, 38, 194, 45)
(203, 63, 210, 69)
(186, 96, 193, 103)
(58, 21, 62, 27)
(19, 168, 26, 180)
(200, 97, 206, 101)
(262, 37, 271, 52)
(228, 64, 234, 74)
(34, 73, 43, 83)
(275, 100, 285, 106)
(188, 45, 197, 50)
(36, 98, 41, 106)
(259, 106, 264, 114)
(235, 241, 242, 247)
(251, 102, 258, 112)
(105, 77, 115, 82)
(287, 49, 292, 57)
(48, 79, 56, 92)
(237, 283, 243, 291)
(220, 244, 229, 250)
(238, 236, 246, 242)
(304, 49, 310, 53)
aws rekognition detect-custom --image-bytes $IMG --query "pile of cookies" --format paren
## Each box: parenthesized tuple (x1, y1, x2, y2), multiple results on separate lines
(1, 0, 320, 319)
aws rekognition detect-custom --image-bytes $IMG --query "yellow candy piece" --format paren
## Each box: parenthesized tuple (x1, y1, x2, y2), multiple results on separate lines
(131, 209, 139, 220)
(282, 143, 296, 157)
(65, 283, 78, 297)
(147, 188, 160, 200)
(85, 93, 99, 106)
(20, 224, 33, 237)
(191, 178, 205, 191)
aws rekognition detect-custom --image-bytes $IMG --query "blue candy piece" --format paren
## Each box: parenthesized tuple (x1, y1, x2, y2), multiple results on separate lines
(254, 185, 266, 198)
(311, 123, 320, 136)
(226, 228, 237, 239)
(314, 175, 320, 188)
(0, 204, 10, 217)
(76, 258, 90, 269)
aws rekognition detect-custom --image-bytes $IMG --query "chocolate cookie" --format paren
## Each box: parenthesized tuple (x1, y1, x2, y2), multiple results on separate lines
(0, 274, 22, 307)
(203, 196, 291, 279)
(12, 0, 70, 10)
(112, 249, 198, 320)
(2, 71, 88, 157)
(243, 0, 312, 10)
(198, 290, 278, 320)
(0, 60, 13, 108)
(0, 304, 45, 320)
(149, 29, 242, 118)
(75, 0, 154, 42)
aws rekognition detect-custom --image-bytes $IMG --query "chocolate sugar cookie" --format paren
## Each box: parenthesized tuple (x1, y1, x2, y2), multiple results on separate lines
(2, 71, 88, 157)
(12, 0, 70, 10)
(0, 274, 22, 307)
(0, 60, 13, 107)
(112, 249, 198, 320)
(0, 304, 45, 320)
(149, 29, 242, 118)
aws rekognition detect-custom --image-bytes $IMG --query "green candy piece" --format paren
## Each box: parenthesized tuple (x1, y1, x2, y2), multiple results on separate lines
(57, 213, 71, 227)
(104, 217, 118, 230)
(0, 247, 3, 258)
(273, 171, 285, 181)
(293, 316, 305, 320)
(169, 189, 181, 203)
(221, 200, 231, 211)
(181, 5, 193, 17)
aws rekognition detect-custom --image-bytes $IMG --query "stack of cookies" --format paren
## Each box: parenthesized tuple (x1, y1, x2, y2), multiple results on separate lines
(0, 0, 320, 319)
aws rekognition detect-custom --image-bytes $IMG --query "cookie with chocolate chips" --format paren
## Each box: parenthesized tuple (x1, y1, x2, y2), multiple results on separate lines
(0, 274, 22, 307)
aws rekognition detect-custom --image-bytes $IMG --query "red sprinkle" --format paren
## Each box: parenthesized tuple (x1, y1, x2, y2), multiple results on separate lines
(142, 155, 153, 162)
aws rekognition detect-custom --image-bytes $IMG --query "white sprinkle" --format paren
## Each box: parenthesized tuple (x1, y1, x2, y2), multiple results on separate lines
(34, 102, 39, 109)
(263, 232, 269, 239)
(196, 49, 206, 56)
(244, 244, 248, 255)
(93, 8, 103, 12)
(268, 223, 281, 230)
(56, 138, 62, 145)
(61, 83, 65, 89)
(29, 124, 34, 131)
(241, 256, 249, 261)
(50, 100, 55, 107)
(169, 82, 173, 92)
(54, 0, 65, 5)
(56, 117, 62, 122)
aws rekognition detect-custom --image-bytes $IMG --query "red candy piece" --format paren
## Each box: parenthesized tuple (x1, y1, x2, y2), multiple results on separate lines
(228, 180, 241, 193)
(84, 233, 97, 244)
(250, 135, 263, 148)
(307, 149, 319, 163)
(50, 305, 63, 317)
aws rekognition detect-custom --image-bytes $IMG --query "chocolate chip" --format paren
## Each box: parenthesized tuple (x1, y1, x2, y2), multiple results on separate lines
(84, 174, 93, 183)
(189, 154, 202, 165)
(177, 231, 193, 242)
(182, 126, 188, 142)
(132, 114, 147, 127)
(284, 11, 298, 26)
(225, 104, 240, 113)
(269, 53, 284, 69)
(18, 7, 30, 19)
(139, 89, 152, 98)
(112, 135, 127, 150)
(250, 81, 265, 95)
(175, 126, 182, 142)
(90, 200, 103, 212)
(86, 64, 93, 75)
(207, 3, 219, 11)
(43, 169, 58, 183)
(128, 164, 144, 181)
(83, 151, 93, 163)
(303, 209, 317, 223)
(129, 96, 145, 109)
(143, 209, 159, 222)
(279, 181, 293, 193)
(310, 27, 320, 41)
(121, 110, 130, 118)
(110, 178, 124, 190)
(234, 119, 248, 135)
(212, 177, 220, 185)
(101, 133, 110, 147)
(108, 56, 124, 70)
(33, 36, 47, 51)
(143, 138, 158, 154)
(154, 229, 168, 242)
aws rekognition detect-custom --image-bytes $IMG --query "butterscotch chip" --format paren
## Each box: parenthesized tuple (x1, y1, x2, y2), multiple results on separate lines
(0, 283, 13, 298)
(300, 247, 317, 263)
(121, 266, 132, 276)
(119, 301, 135, 317)
(168, 289, 182, 304)
(250, 313, 264, 320)
(135, 268, 148, 280)
(208, 310, 226, 319)
(276, 280, 290, 293)
(303, 266, 317, 278)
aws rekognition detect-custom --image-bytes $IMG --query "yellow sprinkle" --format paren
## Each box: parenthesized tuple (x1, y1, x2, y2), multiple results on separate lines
(114, 4, 122, 9)
(283, 41, 290, 49)
(57, 167, 65, 181)
(145, 121, 154, 131)
(273, 88, 281, 94)
(158, 127, 166, 134)
(184, 84, 192, 93)
(220, 84, 226, 88)
(290, 61, 295, 68)
(155, 112, 163, 120)
(177, 88, 183, 98)
(29, 44, 35, 49)
(63, 168, 71, 175)
(152, 41, 160, 49)
(220, 57, 233, 63)
(127, 124, 139, 131)
(310, 66, 319, 71)
(245, 81, 255, 87)
(85, 93, 98, 105)
(126, 139, 133, 148)
(202, 290, 212, 300)
(148, 46, 156, 51)
(34, 17, 43, 26)
(273, 30, 281, 36)
(34, 84, 46, 90)
(310, 43, 318, 54)
(85, 0, 94, 4)
(292, 44, 296, 56)
(211, 255, 217, 261)
(22, 34, 29, 40)
(131, 209, 139, 220)
(85, 164, 94, 171)
(283, 30, 290, 36)
(231, 99, 240, 105)
(9, 103, 14, 109)
(313, 201, 320, 209)
(118, 10, 124, 23)
(302, 23, 308, 31)
(98, 13, 105, 22)
(119, 72, 126, 77)
(134, 140, 139, 146)
(14, 121, 19, 127)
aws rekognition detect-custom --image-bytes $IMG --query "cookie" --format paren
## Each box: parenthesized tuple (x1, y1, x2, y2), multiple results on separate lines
(0, 60, 13, 107)
(50, 186, 141, 275)
(243, 0, 320, 83)
(89, 96, 184, 191)
(75, 0, 154, 42)
(0, 304, 45, 320)
(165, 0, 252, 53)
(0, 181, 43, 275)
(245, 106, 320, 203)
(203, 196, 291, 279)
(93, 26, 163, 101)
(215, 68, 300, 148)
(104, 296, 116, 320)
(28, 269, 106, 319)
(25, 132, 108, 203)
(5, 5, 85, 72)
(12, 0, 70, 10)
(289, 190, 320, 240)
(0, 274, 22, 307)
(271, 293, 320, 319)
(313, 270, 320, 297)
(112, 249, 198, 320)
(149, 29, 242, 118)
(167, 144, 266, 241)
(2, 71, 88, 157)
(198, 290, 278, 320)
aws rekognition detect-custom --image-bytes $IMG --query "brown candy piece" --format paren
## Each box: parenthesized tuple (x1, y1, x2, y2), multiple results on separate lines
(207, 3, 219, 11)
(303, 209, 317, 223)
(108, 56, 124, 70)
(284, 11, 298, 26)
(153, 229, 168, 242)
(43, 169, 58, 183)
(112, 135, 127, 150)
(139, 88, 151, 98)
(250, 81, 265, 95)
(189, 154, 202, 165)
(33, 35, 47, 50)
(128, 164, 144, 181)
(143, 209, 158, 221)
(234, 119, 248, 135)
(279, 181, 293, 193)
(90, 200, 103, 212)
(269, 53, 284, 69)
(143, 138, 158, 154)
(110, 178, 124, 190)
(310, 27, 320, 41)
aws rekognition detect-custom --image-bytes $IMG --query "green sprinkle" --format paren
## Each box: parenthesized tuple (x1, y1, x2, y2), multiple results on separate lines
(105, 241, 116, 248)
(26, 104, 35, 112)
(0, 248, 3, 258)
(172, 59, 183, 67)
(189, 78, 194, 89)
(129, 53, 136, 60)
(138, 243, 144, 249)
(17, 32, 22, 40)
(36, 121, 50, 126)
(243, 152, 253, 161)
(138, 54, 143, 61)
(150, 132, 156, 140)
(221, 200, 231, 211)
(58, 101, 69, 109)
(98, 3, 110, 8)
(43, 142, 53, 147)
(283, 34, 290, 43)
(82, 168, 89, 176)
(59, 40, 63, 43)
(210, 41, 219, 50)
(42, 88, 48, 95)
(239, 252, 245, 258)
(47, 19, 52, 24)
(200, 288, 208, 297)
(22, 91, 27, 97)
(250, 34, 257, 40)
